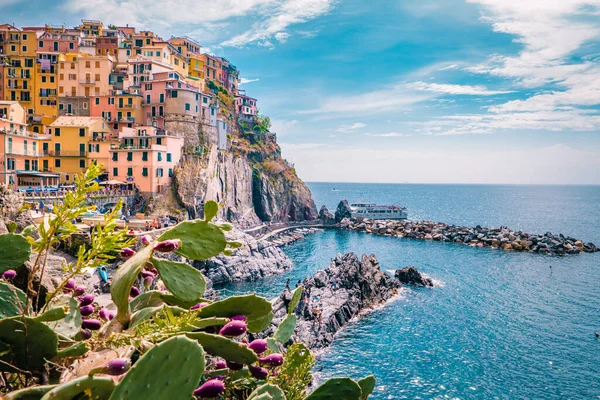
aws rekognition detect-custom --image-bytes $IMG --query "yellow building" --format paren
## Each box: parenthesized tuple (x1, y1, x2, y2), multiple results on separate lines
(78, 20, 103, 38)
(43, 116, 111, 183)
(167, 37, 204, 89)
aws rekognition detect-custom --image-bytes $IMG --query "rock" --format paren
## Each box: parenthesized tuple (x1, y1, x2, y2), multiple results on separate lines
(394, 266, 433, 287)
(334, 200, 353, 223)
(318, 205, 335, 225)
(266, 253, 400, 349)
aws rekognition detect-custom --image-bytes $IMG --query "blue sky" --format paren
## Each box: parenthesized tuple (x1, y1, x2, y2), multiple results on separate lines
(4, 0, 600, 184)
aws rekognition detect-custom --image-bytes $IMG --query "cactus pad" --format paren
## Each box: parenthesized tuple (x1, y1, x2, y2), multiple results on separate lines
(129, 305, 164, 329)
(0, 281, 29, 318)
(55, 342, 89, 358)
(109, 335, 205, 400)
(288, 286, 303, 314)
(6, 385, 55, 400)
(110, 245, 154, 323)
(274, 314, 297, 344)
(0, 233, 31, 273)
(248, 384, 286, 400)
(150, 258, 206, 302)
(203, 200, 219, 222)
(304, 378, 362, 400)
(158, 220, 226, 261)
(196, 294, 272, 333)
(0, 316, 58, 372)
(358, 375, 376, 399)
(186, 332, 258, 364)
(44, 295, 82, 339)
(183, 317, 229, 332)
(129, 291, 165, 312)
(41, 376, 115, 400)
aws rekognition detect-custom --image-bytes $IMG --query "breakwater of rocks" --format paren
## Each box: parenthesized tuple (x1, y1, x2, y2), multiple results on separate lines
(338, 218, 599, 255)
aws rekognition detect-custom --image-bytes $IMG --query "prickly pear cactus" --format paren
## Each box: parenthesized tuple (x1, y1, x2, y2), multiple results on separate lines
(274, 314, 297, 344)
(248, 384, 287, 400)
(358, 375, 376, 399)
(288, 286, 303, 314)
(109, 335, 205, 400)
(196, 294, 272, 333)
(203, 200, 219, 222)
(0, 281, 29, 318)
(6, 384, 55, 400)
(55, 342, 89, 358)
(40, 376, 115, 400)
(186, 332, 258, 364)
(44, 295, 82, 339)
(0, 316, 58, 372)
(0, 233, 31, 273)
(129, 305, 164, 329)
(304, 378, 363, 400)
(157, 220, 226, 261)
(150, 258, 206, 302)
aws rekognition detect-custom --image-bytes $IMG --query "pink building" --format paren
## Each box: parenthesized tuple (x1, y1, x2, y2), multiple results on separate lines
(107, 126, 183, 196)
(235, 90, 257, 123)
(37, 30, 83, 54)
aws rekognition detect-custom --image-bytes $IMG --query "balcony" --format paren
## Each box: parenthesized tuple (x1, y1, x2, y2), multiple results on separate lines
(46, 150, 87, 157)
(80, 79, 96, 85)
(6, 150, 40, 157)
(120, 104, 136, 109)
(119, 117, 136, 123)
(146, 112, 165, 119)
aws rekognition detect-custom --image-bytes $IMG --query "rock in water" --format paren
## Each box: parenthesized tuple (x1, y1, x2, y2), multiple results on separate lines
(334, 200, 353, 223)
(318, 205, 335, 225)
(267, 252, 400, 349)
(394, 266, 433, 287)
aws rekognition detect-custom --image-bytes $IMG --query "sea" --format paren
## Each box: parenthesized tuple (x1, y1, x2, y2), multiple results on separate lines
(223, 183, 600, 399)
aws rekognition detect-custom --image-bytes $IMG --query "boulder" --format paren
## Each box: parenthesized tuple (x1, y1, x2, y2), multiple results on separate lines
(334, 200, 353, 223)
(394, 266, 433, 287)
(318, 205, 335, 225)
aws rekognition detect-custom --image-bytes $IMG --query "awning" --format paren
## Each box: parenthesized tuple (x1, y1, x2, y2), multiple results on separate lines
(15, 171, 61, 178)
(101, 179, 126, 185)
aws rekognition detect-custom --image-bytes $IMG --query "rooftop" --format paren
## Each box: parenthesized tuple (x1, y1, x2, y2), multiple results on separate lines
(50, 116, 105, 127)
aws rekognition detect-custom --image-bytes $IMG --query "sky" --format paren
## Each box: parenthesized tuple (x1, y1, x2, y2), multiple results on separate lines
(3, 0, 600, 184)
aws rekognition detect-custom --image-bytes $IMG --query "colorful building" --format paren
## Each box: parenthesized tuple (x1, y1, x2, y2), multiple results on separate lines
(235, 91, 257, 122)
(108, 125, 183, 196)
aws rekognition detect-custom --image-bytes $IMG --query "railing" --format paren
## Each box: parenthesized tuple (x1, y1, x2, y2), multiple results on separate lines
(146, 113, 164, 118)
(46, 150, 87, 157)
(5, 150, 40, 157)
(120, 104, 136, 108)
(80, 79, 96, 85)
(119, 117, 136, 122)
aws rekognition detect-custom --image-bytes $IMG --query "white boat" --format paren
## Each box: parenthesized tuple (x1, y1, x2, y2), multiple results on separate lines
(350, 202, 408, 220)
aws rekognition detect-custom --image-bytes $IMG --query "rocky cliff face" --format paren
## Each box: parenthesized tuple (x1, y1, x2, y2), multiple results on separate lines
(267, 252, 401, 349)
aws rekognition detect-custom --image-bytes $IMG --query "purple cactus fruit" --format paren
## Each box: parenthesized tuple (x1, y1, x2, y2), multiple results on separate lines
(153, 239, 181, 253)
(82, 319, 102, 330)
(249, 365, 269, 380)
(140, 235, 152, 246)
(258, 353, 284, 367)
(81, 329, 92, 340)
(104, 358, 131, 375)
(63, 279, 76, 292)
(79, 295, 94, 306)
(230, 315, 247, 322)
(141, 270, 156, 279)
(2, 270, 16, 280)
(98, 308, 109, 321)
(226, 360, 244, 370)
(120, 248, 136, 258)
(80, 305, 95, 317)
(143, 276, 153, 290)
(130, 286, 140, 298)
(193, 379, 225, 398)
(219, 320, 247, 337)
(215, 360, 227, 369)
(73, 286, 86, 296)
(190, 302, 210, 310)
(248, 339, 268, 355)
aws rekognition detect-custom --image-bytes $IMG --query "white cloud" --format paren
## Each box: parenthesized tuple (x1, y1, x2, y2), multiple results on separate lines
(219, 0, 337, 47)
(438, 64, 459, 71)
(270, 119, 299, 137)
(239, 78, 260, 85)
(274, 32, 291, 43)
(334, 122, 366, 133)
(407, 81, 513, 95)
(365, 132, 412, 137)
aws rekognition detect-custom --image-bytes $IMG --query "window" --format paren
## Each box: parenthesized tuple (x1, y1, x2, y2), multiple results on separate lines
(25, 160, 30, 171)
(142, 167, 148, 177)
(69, 42, 74, 50)
(43, 160, 48, 171)
(80, 159, 85, 168)
(95, 61, 100, 68)
(171, 90, 178, 98)
(156, 138, 162, 145)
(127, 152, 133, 161)
(55, 128, 61, 136)
(203, 97, 207, 104)
(95, 97, 100, 105)
(39, 40, 43, 48)
(168, 168, 173, 177)
(142, 152, 148, 161)
(156, 168, 163, 177)
(127, 167, 133, 177)
(159, 93, 164, 103)
(85, 61, 90, 68)
(41, 76, 47, 83)
(79, 128, 85, 137)
(166, 153, 172, 162)
(55, 159, 61, 167)
(157, 153, 162, 161)
(22, 46, 27, 52)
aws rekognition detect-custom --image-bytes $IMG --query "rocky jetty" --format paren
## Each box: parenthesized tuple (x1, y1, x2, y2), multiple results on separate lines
(193, 227, 293, 285)
(318, 205, 335, 225)
(334, 200, 352, 223)
(339, 218, 598, 255)
(267, 252, 401, 349)
(395, 266, 433, 287)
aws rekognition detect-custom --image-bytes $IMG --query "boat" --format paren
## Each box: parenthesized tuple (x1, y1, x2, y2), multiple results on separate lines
(350, 202, 408, 220)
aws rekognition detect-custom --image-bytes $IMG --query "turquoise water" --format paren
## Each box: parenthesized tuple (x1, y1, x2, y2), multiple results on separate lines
(226, 183, 600, 399)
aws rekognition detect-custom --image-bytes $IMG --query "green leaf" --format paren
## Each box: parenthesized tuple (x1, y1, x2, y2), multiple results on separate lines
(204, 200, 219, 222)
(186, 332, 258, 364)
(34, 306, 67, 323)
(7, 222, 17, 233)
(358, 375, 376, 399)
(267, 338, 280, 353)
(5, 384, 55, 399)
(197, 295, 273, 333)
(110, 245, 154, 323)
(161, 293, 210, 309)
(274, 314, 296, 344)
(44, 295, 82, 339)
(55, 342, 89, 359)
(109, 336, 205, 400)
(0, 234, 31, 273)
(288, 286, 303, 314)
(129, 305, 164, 329)
(219, 223, 233, 232)
(150, 258, 206, 302)
(0, 316, 58, 372)
(248, 384, 286, 400)
(0, 282, 29, 319)
(158, 220, 226, 261)
(21, 224, 37, 236)
(304, 378, 362, 400)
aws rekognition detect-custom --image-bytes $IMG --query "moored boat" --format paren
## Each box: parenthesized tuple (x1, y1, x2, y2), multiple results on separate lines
(350, 202, 408, 220)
